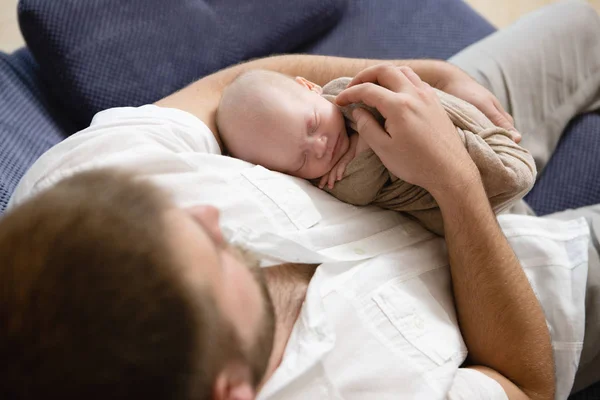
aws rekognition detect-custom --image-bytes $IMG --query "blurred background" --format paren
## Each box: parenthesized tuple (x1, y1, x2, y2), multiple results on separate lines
(2, 0, 600, 52)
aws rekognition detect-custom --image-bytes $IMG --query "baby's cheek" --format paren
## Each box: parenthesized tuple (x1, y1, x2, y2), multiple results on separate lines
(299, 163, 328, 180)
(318, 161, 336, 178)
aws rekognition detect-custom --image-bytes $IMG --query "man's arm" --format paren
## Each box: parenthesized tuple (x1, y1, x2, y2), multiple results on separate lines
(433, 172, 554, 400)
(337, 64, 554, 400)
(155, 55, 513, 150)
(156, 54, 453, 147)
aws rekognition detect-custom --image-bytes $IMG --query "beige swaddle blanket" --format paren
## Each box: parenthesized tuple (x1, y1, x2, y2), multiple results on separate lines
(318, 77, 537, 235)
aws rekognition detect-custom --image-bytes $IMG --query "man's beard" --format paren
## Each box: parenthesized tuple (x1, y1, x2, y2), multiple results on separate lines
(228, 244, 276, 387)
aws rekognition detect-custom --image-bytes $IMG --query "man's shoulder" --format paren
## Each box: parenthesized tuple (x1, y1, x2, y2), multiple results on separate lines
(90, 105, 220, 152)
(8, 105, 220, 208)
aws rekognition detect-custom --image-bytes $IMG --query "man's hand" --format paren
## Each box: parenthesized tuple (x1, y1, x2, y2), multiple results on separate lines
(336, 64, 555, 400)
(435, 65, 522, 143)
(336, 64, 478, 194)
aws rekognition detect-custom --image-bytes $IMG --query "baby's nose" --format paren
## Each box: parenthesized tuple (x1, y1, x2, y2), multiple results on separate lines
(312, 135, 328, 159)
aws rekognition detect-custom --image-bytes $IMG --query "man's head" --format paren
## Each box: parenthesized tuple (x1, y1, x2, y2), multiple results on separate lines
(0, 170, 274, 400)
(217, 70, 350, 180)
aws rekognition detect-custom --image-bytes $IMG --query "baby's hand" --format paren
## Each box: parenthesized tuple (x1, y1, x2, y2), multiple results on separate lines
(319, 135, 365, 190)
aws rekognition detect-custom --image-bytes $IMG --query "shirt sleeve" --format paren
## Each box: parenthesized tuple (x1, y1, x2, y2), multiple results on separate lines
(447, 368, 508, 400)
(8, 105, 220, 208)
(90, 105, 221, 155)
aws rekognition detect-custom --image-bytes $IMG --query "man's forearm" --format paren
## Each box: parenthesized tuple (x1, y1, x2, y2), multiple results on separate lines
(230, 55, 453, 87)
(156, 54, 455, 147)
(431, 174, 554, 400)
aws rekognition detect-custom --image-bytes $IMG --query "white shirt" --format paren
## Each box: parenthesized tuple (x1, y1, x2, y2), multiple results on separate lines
(9, 106, 589, 400)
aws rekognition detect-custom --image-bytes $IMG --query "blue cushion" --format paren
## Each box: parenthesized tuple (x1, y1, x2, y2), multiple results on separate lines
(0, 49, 71, 213)
(526, 113, 600, 216)
(304, 0, 495, 60)
(571, 381, 600, 400)
(18, 0, 346, 129)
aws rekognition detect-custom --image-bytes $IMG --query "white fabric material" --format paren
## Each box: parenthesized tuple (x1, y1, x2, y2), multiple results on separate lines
(9, 106, 589, 399)
(448, 369, 508, 400)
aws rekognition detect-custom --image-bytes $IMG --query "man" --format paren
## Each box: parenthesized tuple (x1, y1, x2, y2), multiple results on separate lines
(1, 1, 599, 399)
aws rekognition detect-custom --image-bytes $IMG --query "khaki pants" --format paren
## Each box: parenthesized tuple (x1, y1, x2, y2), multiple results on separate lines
(449, 0, 600, 393)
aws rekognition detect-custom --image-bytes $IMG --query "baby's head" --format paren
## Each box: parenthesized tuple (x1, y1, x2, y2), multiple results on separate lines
(217, 70, 350, 179)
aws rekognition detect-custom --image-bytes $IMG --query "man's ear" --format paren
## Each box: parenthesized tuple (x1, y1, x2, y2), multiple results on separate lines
(295, 76, 323, 95)
(213, 362, 255, 400)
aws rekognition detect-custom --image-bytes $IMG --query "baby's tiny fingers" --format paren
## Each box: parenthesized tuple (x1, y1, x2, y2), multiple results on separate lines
(328, 171, 337, 189)
(336, 163, 347, 180)
(319, 175, 328, 189)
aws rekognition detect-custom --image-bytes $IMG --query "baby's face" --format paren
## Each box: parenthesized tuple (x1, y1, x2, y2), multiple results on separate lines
(249, 83, 350, 180)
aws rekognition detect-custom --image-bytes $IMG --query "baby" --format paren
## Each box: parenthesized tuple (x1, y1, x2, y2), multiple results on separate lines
(216, 69, 536, 235)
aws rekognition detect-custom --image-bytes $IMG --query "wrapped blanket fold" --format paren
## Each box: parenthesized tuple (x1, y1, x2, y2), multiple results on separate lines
(318, 77, 537, 235)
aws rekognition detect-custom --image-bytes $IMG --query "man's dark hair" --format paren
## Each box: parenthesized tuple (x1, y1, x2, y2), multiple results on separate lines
(0, 170, 235, 400)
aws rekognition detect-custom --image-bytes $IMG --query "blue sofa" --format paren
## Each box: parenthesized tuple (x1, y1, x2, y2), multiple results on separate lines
(0, 0, 598, 397)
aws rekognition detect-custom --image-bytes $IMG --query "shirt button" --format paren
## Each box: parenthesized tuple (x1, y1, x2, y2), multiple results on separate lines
(354, 248, 366, 255)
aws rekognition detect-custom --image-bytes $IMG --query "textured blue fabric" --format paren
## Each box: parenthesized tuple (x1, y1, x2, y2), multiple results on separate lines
(525, 113, 600, 216)
(572, 382, 600, 400)
(0, 49, 72, 213)
(303, 0, 496, 59)
(18, 0, 346, 129)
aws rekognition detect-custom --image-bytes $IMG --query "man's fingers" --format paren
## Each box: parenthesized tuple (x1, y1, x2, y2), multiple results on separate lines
(347, 64, 419, 94)
(503, 110, 515, 128)
(336, 83, 399, 117)
(499, 108, 516, 132)
(347, 64, 392, 87)
(493, 103, 521, 142)
(399, 66, 424, 88)
(486, 103, 521, 143)
(493, 98, 515, 127)
(512, 131, 522, 144)
(491, 111, 514, 132)
(352, 108, 390, 151)
(482, 102, 517, 136)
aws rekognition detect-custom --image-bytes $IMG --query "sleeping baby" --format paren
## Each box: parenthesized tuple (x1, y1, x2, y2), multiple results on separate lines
(216, 69, 536, 235)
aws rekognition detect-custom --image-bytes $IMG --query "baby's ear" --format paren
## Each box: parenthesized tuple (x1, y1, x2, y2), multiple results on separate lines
(295, 76, 323, 95)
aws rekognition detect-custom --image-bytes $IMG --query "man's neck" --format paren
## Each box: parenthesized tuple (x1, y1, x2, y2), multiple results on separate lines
(260, 263, 317, 386)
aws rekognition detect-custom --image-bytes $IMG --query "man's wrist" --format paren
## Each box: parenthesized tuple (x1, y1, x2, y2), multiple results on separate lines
(428, 165, 486, 211)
